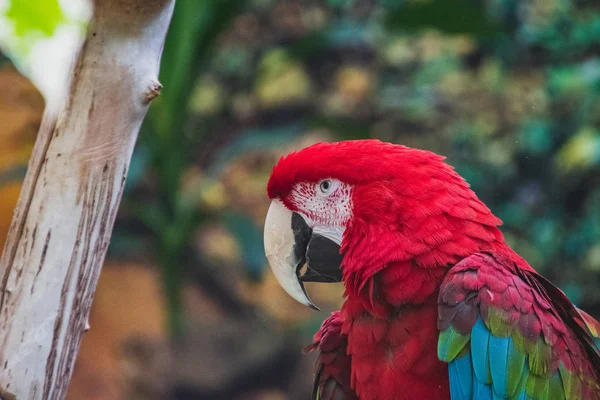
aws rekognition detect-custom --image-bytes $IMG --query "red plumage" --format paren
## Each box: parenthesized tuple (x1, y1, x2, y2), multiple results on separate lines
(304, 312, 357, 400)
(267, 140, 600, 399)
(438, 252, 600, 398)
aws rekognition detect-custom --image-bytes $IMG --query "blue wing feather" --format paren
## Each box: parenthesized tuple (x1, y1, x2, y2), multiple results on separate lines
(471, 318, 492, 385)
(438, 253, 600, 400)
(489, 335, 511, 397)
(472, 379, 493, 400)
(449, 355, 473, 399)
(447, 317, 532, 399)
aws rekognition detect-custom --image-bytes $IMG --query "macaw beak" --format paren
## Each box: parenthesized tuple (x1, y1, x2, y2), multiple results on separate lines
(263, 199, 343, 310)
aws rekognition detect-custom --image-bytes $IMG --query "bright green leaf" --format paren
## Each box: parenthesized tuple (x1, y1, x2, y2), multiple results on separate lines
(4, 0, 66, 37)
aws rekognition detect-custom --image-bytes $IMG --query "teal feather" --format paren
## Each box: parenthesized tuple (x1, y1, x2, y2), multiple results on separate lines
(446, 317, 539, 399)
(449, 354, 473, 399)
(489, 335, 511, 398)
(472, 318, 492, 385)
(473, 379, 493, 400)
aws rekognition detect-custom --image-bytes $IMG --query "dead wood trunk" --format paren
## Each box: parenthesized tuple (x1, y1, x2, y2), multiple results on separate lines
(0, 0, 175, 398)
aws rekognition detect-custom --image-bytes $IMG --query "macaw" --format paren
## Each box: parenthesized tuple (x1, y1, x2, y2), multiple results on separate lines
(262, 139, 600, 400)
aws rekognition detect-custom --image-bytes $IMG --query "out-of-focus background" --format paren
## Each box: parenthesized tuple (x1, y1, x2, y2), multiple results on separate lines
(1, 0, 600, 398)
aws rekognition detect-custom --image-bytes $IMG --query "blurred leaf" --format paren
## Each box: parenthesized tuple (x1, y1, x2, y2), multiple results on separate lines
(131, 202, 170, 236)
(415, 56, 460, 86)
(531, 218, 560, 258)
(309, 117, 370, 140)
(106, 233, 152, 259)
(586, 245, 600, 272)
(4, 0, 66, 37)
(206, 123, 306, 177)
(518, 120, 553, 155)
(212, 45, 253, 78)
(555, 127, 600, 172)
(223, 212, 266, 280)
(327, 20, 372, 45)
(256, 49, 313, 108)
(548, 59, 600, 97)
(327, 0, 353, 9)
(145, 0, 247, 212)
(384, 0, 504, 37)
(562, 283, 583, 305)
(0, 165, 26, 186)
(189, 74, 225, 115)
(288, 30, 331, 60)
(124, 143, 151, 193)
(151, 0, 247, 141)
(132, 0, 248, 338)
(289, 21, 372, 60)
(103, 0, 600, 338)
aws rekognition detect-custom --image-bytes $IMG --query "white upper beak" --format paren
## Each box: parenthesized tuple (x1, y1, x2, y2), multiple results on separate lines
(263, 199, 315, 308)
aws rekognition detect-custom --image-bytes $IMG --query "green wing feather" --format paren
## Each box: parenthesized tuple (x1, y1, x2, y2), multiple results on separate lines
(437, 252, 600, 400)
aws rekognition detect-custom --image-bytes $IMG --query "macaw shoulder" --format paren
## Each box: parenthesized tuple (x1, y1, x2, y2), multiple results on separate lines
(438, 251, 600, 400)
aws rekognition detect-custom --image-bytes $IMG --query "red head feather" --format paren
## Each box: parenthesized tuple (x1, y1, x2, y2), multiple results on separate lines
(267, 139, 447, 200)
(267, 139, 509, 304)
(268, 140, 501, 226)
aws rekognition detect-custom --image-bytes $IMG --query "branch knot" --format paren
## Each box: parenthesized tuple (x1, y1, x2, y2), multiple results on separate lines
(145, 80, 163, 103)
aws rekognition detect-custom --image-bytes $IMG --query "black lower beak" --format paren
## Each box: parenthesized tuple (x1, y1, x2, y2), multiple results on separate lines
(292, 213, 343, 286)
(265, 199, 343, 310)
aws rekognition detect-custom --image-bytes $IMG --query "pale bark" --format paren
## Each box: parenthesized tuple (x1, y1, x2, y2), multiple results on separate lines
(0, 0, 175, 398)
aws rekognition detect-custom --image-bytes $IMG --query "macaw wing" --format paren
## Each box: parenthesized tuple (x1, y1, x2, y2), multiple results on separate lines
(304, 312, 357, 400)
(576, 307, 600, 346)
(437, 252, 600, 400)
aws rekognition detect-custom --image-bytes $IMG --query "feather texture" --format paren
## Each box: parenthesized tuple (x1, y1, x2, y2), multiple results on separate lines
(438, 252, 600, 400)
(449, 355, 474, 399)
(265, 140, 600, 400)
(304, 312, 357, 400)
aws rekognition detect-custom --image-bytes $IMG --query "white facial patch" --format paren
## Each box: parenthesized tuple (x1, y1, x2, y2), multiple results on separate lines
(290, 179, 352, 244)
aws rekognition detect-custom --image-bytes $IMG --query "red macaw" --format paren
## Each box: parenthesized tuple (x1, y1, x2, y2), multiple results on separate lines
(262, 139, 600, 400)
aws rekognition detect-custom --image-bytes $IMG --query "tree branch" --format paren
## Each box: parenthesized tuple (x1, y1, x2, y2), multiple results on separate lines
(0, 0, 175, 398)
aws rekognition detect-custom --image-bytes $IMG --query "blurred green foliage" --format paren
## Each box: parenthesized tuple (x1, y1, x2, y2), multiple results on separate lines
(127, 0, 249, 336)
(4, 0, 65, 37)
(384, 0, 503, 36)
(5, 0, 600, 338)
(110, 0, 600, 336)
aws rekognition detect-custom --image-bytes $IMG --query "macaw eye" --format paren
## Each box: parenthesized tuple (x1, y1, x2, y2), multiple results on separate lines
(318, 179, 333, 194)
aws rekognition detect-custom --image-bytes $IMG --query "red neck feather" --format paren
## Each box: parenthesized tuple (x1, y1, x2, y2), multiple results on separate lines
(339, 166, 511, 314)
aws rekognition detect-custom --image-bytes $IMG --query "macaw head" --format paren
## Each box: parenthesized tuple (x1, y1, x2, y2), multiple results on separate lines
(264, 139, 502, 309)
